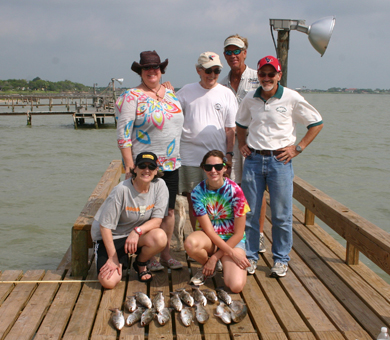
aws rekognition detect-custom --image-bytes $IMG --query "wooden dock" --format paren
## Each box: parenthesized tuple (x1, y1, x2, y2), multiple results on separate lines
(1, 161, 389, 340)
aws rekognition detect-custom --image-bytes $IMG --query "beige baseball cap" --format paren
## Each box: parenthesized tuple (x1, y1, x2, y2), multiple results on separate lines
(197, 52, 223, 69)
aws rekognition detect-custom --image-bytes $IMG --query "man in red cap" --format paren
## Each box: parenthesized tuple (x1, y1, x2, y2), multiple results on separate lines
(236, 55, 323, 277)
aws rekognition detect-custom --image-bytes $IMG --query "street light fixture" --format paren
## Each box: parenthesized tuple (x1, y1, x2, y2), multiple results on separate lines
(269, 16, 336, 86)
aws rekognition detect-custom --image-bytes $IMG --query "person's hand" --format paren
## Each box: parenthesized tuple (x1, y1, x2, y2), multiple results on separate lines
(203, 256, 217, 276)
(276, 145, 300, 164)
(124, 231, 139, 254)
(239, 144, 252, 158)
(230, 248, 250, 269)
(100, 259, 122, 280)
(162, 81, 175, 91)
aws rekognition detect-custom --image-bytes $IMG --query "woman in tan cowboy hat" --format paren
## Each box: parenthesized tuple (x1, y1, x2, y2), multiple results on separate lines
(115, 50, 184, 272)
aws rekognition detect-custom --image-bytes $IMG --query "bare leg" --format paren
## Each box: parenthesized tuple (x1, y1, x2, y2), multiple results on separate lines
(184, 231, 215, 265)
(98, 266, 122, 289)
(221, 249, 247, 293)
(160, 208, 175, 261)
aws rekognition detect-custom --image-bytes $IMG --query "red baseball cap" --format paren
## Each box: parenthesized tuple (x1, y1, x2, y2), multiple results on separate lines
(257, 56, 281, 72)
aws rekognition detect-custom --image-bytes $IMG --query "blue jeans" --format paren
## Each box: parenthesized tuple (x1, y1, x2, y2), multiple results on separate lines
(241, 152, 294, 264)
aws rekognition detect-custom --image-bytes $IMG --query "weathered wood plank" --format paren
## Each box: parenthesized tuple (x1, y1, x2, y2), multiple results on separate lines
(0, 271, 23, 306)
(4, 271, 62, 340)
(293, 175, 390, 275)
(0, 270, 45, 340)
(91, 279, 126, 340)
(62, 262, 101, 340)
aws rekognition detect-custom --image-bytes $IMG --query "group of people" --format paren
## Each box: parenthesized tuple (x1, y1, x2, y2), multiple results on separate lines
(91, 34, 323, 292)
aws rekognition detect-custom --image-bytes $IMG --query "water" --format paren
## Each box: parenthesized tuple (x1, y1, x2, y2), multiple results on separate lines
(0, 94, 389, 282)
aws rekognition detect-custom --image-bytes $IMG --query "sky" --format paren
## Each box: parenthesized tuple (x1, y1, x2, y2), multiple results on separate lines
(1, 0, 389, 90)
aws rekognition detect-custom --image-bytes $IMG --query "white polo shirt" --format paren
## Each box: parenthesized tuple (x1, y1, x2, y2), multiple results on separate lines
(236, 85, 323, 150)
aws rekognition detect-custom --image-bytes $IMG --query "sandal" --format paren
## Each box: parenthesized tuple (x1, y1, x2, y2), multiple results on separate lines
(133, 256, 152, 283)
(147, 258, 164, 272)
(160, 258, 183, 269)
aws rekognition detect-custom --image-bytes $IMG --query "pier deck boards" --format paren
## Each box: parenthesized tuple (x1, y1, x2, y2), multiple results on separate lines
(1, 207, 389, 340)
(1, 161, 389, 340)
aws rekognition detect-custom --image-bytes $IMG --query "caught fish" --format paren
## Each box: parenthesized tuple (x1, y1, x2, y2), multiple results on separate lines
(135, 291, 152, 309)
(170, 291, 183, 312)
(157, 307, 172, 326)
(229, 300, 248, 323)
(194, 302, 209, 324)
(152, 291, 165, 313)
(140, 307, 156, 327)
(180, 307, 193, 327)
(192, 286, 207, 306)
(126, 307, 145, 326)
(109, 308, 125, 330)
(203, 289, 218, 304)
(125, 295, 137, 313)
(214, 302, 232, 324)
(216, 287, 232, 305)
(177, 288, 194, 307)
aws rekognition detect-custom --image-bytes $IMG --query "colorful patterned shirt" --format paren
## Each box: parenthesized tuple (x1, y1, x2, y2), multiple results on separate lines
(191, 178, 250, 241)
(115, 88, 184, 171)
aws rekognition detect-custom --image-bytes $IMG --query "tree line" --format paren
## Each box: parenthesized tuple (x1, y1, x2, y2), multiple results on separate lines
(0, 77, 91, 93)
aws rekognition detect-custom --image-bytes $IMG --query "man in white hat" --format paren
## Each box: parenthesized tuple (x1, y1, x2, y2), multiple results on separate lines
(177, 52, 238, 230)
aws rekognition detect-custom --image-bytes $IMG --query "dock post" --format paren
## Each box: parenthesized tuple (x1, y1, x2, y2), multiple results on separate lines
(93, 114, 98, 129)
(49, 97, 52, 111)
(27, 111, 31, 125)
(31, 97, 33, 111)
(12, 97, 14, 112)
(73, 113, 78, 129)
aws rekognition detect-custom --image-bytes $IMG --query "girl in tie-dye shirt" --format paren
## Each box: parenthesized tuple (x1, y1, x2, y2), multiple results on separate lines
(185, 150, 251, 293)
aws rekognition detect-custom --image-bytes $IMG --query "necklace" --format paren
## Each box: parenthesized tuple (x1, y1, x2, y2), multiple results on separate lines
(143, 82, 162, 101)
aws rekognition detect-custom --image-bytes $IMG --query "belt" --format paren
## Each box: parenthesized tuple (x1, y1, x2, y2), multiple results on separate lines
(248, 147, 283, 156)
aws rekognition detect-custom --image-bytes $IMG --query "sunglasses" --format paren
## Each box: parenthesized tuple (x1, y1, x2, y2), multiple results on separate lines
(137, 163, 157, 170)
(204, 68, 222, 75)
(224, 49, 243, 56)
(203, 163, 225, 171)
(142, 65, 160, 71)
(258, 72, 277, 78)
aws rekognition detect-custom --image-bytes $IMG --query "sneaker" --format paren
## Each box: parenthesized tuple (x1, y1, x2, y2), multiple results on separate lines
(270, 262, 288, 278)
(258, 234, 266, 253)
(160, 258, 183, 269)
(189, 267, 216, 286)
(147, 258, 164, 272)
(246, 259, 257, 275)
(216, 260, 223, 272)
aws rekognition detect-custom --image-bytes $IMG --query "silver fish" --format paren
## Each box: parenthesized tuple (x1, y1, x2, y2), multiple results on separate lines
(126, 307, 145, 326)
(140, 307, 156, 327)
(135, 291, 152, 309)
(125, 295, 137, 313)
(203, 289, 218, 303)
(157, 307, 172, 325)
(180, 307, 193, 327)
(177, 288, 194, 307)
(229, 300, 248, 323)
(170, 291, 183, 312)
(194, 302, 209, 324)
(152, 291, 165, 313)
(214, 302, 232, 324)
(216, 287, 232, 305)
(192, 286, 207, 306)
(109, 308, 125, 330)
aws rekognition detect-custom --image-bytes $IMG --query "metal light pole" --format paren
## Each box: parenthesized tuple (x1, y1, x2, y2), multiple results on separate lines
(270, 17, 336, 87)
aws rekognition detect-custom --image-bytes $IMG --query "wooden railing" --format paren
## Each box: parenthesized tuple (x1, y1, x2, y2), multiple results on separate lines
(293, 176, 390, 275)
(71, 160, 123, 277)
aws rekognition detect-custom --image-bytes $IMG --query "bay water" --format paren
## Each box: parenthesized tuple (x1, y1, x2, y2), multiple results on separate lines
(0, 93, 389, 282)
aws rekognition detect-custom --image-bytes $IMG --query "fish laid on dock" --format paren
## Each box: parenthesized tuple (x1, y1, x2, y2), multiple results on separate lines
(229, 300, 248, 323)
(216, 287, 232, 305)
(177, 288, 194, 307)
(203, 289, 218, 303)
(170, 291, 183, 312)
(140, 308, 157, 327)
(152, 291, 165, 313)
(157, 307, 172, 326)
(126, 307, 145, 326)
(125, 295, 137, 313)
(192, 286, 207, 306)
(135, 291, 152, 309)
(109, 308, 125, 330)
(214, 302, 232, 324)
(180, 307, 193, 327)
(194, 302, 209, 324)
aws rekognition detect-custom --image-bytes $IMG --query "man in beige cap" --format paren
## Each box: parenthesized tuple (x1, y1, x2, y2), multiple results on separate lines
(177, 52, 238, 230)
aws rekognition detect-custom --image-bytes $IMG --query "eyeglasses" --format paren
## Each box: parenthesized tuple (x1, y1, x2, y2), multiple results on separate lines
(137, 163, 157, 170)
(203, 163, 225, 171)
(142, 65, 160, 71)
(224, 49, 243, 56)
(204, 68, 222, 75)
(258, 72, 277, 78)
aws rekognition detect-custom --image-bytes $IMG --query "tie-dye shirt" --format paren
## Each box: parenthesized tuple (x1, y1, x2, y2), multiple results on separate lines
(115, 88, 184, 171)
(191, 178, 250, 241)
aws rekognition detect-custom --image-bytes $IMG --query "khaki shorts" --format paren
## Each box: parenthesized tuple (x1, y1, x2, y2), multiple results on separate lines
(179, 165, 206, 194)
(231, 138, 244, 184)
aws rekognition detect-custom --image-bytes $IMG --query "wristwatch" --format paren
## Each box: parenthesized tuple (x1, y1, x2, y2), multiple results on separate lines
(226, 151, 234, 157)
(295, 145, 303, 153)
(134, 227, 143, 236)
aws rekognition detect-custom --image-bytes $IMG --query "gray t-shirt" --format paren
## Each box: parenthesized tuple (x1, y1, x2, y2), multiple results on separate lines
(91, 178, 169, 241)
